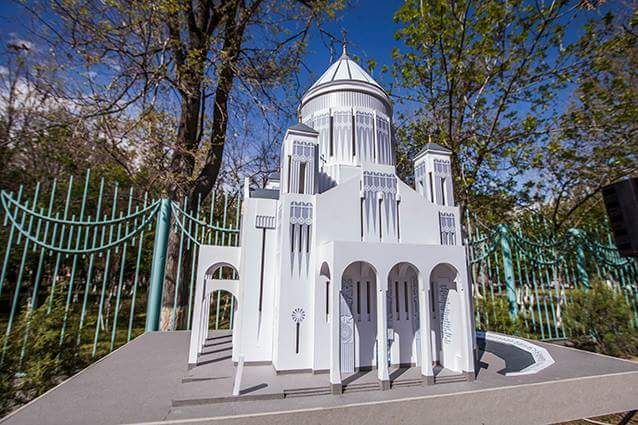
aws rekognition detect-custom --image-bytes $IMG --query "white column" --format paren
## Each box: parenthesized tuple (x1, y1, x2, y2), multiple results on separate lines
(199, 294, 208, 350)
(376, 287, 390, 390)
(329, 278, 342, 394)
(188, 276, 205, 365)
(457, 271, 476, 378)
(419, 277, 434, 383)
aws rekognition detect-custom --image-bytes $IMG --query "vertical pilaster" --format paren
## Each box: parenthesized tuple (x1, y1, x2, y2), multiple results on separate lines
(187, 276, 204, 366)
(419, 279, 434, 384)
(376, 287, 390, 390)
(329, 278, 342, 394)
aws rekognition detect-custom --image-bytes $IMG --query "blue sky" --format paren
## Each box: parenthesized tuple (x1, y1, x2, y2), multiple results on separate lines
(0, 0, 629, 146)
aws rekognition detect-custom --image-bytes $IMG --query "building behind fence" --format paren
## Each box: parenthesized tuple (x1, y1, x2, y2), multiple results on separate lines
(0, 171, 636, 364)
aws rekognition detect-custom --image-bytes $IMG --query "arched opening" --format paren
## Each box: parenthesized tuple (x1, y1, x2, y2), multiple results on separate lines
(209, 290, 237, 330)
(429, 263, 463, 373)
(204, 264, 239, 331)
(387, 262, 420, 367)
(341, 261, 377, 373)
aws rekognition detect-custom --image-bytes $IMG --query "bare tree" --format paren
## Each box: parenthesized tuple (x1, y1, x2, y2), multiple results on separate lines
(19, 0, 343, 328)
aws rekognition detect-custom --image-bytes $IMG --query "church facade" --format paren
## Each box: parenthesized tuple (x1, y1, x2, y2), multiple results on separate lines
(188, 47, 476, 392)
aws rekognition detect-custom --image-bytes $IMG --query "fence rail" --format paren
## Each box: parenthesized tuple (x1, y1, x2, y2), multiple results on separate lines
(467, 216, 638, 340)
(0, 171, 636, 368)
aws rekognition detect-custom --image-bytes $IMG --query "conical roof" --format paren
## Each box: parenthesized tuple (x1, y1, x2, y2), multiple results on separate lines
(308, 45, 384, 91)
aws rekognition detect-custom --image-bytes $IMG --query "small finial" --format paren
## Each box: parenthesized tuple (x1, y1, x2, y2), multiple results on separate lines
(341, 28, 348, 57)
(428, 133, 432, 144)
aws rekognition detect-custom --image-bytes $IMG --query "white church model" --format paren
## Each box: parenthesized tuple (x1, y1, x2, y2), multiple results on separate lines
(188, 46, 476, 393)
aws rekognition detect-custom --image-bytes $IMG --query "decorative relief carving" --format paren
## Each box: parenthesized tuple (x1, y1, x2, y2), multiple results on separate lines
(292, 140, 316, 161)
(289, 202, 313, 225)
(439, 212, 456, 245)
(255, 215, 276, 229)
(291, 307, 306, 323)
(433, 159, 451, 176)
(362, 171, 397, 194)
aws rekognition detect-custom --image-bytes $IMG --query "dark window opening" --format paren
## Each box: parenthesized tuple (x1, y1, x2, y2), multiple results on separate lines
(356, 281, 361, 315)
(441, 177, 446, 205)
(404, 281, 409, 315)
(295, 322, 300, 354)
(299, 162, 306, 194)
(287, 156, 292, 193)
(329, 116, 334, 156)
(395, 281, 399, 313)
(298, 225, 303, 252)
(366, 281, 371, 315)
(428, 172, 434, 202)
(360, 197, 364, 240)
(352, 114, 356, 157)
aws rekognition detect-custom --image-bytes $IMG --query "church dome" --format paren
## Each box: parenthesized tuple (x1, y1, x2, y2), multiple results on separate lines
(300, 46, 391, 115)
(298, 46, 395, 172)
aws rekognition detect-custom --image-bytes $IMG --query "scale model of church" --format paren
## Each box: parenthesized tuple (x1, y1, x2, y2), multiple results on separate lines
(188, 47, 476, 392)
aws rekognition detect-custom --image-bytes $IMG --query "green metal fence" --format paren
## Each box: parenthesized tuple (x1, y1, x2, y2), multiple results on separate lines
(467, 215, 638, 340)
(0, 171, 240, 364)
(1, 171, 637, 368)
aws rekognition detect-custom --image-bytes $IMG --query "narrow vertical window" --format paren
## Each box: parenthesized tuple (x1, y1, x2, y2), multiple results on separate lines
(356, 281, 361, 315)
(404, 281, 409, 316)
(306, 226, 311, 253)
(295, 322, 300, 354)
(287, 156, 292, 193)
(366, 281, 371, 316)
(329, 116, 334, 156)
(352, 114, 356, 157)
(299, 162, 306, 194)
(298, 225, 303, 252)
(360, 197, 364, 240)
(428, 172, 434, 202)
(395, 281, 399, 313)
(431, 288, 435, 315)
(290, 224, 295, 252)
(441, 177, 446, 205)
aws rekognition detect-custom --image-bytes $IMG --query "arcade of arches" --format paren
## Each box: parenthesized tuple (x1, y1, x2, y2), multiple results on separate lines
(335, 260, 466, 380)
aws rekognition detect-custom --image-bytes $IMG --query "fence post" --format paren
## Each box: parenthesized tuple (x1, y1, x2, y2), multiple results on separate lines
(146, 198, 171, 332)
(498, 224, 518, 318)
(569, 229, 590, 289)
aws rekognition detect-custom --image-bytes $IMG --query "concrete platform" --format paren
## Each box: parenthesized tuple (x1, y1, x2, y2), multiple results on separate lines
(1, 330, 637, 425)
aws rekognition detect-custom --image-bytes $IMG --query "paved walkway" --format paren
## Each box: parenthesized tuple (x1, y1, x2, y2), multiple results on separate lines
(2, 331, 637, 425)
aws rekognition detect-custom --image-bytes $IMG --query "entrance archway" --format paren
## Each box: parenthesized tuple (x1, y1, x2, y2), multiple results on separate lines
(204, 264, 239, 331)
(341, 261, 377, 373)
(430, 263, 463, 372)
(387, 262, 420, 367)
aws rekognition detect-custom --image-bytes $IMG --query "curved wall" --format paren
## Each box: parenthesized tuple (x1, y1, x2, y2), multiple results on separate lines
(300, 87, 394, 169)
